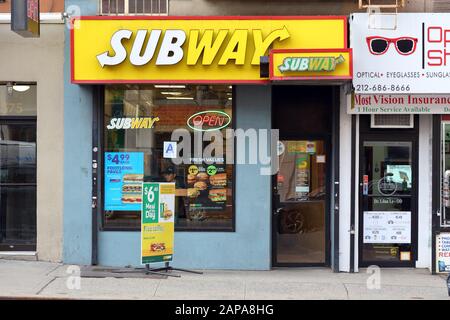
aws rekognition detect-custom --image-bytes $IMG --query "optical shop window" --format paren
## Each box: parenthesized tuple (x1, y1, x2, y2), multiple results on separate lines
(441, 122, 450, 227)
(102, 85, 234, 231)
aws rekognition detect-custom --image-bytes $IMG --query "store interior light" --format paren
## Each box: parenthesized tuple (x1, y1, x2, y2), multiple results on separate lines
(12, 85, 30, 92)
(160, 91, 184, 95)
(154, 85, 186, 89)
(166, 97, 194, 100)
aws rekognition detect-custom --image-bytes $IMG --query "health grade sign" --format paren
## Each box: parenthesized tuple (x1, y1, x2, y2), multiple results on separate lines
(141, 182, 175, 264)
(71, 16, 347, 83)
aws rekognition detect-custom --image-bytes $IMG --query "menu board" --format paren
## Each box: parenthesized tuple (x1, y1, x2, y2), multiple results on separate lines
(104, 152, 144, 211)
(186, 163, 227, 219)
(363, 211, 411, 244)
(437, 233, 450, 273)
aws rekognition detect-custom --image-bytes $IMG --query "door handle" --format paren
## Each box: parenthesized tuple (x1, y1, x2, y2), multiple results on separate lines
(274, 207, 284, 215)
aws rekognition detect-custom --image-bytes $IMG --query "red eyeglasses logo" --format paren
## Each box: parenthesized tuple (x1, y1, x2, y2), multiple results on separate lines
(366, 36, 418, 56)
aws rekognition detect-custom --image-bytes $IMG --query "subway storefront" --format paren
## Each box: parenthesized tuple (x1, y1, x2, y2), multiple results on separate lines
(67, 16, 354, 270)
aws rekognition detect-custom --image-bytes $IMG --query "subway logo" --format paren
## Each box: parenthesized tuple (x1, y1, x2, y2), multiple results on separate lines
(278, 55, 345, 73)
(106, 117, 160, 130)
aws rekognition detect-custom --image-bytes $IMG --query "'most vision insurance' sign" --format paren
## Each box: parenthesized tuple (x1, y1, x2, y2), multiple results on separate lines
(71, 16, 347, 83)
(351, 13, 450, 94)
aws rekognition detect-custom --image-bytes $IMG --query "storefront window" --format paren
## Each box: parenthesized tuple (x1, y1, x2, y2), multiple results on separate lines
(441, 122, 450, 227)
(103, 85, 234, 231)
(0, 84, 37, 116)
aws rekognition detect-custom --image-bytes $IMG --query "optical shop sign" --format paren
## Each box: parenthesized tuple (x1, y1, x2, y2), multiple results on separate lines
(70, 16, 347, 83)
(351, 13, 450, 94)
(348, 94, 450, 114)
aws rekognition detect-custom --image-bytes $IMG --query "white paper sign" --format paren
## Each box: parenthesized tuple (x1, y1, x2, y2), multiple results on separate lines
(363, 211, 411, 244)
(163, 141, 177, 159)
(351, 13, 450, 94)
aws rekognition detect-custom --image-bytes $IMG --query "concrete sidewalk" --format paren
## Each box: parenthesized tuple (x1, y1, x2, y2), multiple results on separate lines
(0, 259, 448, 300)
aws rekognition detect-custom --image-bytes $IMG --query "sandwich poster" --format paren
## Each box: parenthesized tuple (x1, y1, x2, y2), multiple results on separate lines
(141, 182, 175, 264)
(186, 164, 227, 215)
(104, 152, 144, 211)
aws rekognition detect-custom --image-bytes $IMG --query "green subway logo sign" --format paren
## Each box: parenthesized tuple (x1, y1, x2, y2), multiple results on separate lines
(278, 55, 345, 73)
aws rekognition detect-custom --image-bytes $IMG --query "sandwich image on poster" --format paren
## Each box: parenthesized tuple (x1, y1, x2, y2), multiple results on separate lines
(185, 164, 227, 216)
(104, 152, 144, 211)
(121, 174, 143, 203)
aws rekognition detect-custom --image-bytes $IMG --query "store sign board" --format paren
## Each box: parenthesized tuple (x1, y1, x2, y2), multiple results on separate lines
(348, 94, 450, 114)
(71, 16, 347, 83)
(104, 152, 144, 211)
(363, 211, 411, 244)
(11, 0, 40, 38)
(351, 13, 450, 94)
(437, 233, 450, 273)
(270, 49, 352, 80)
(141, 182, 175, 264)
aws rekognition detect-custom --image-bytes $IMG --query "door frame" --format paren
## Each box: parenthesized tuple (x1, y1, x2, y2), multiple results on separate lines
(358, 133, 419, 268)
(271, 136, 332, 267)
(0, 117, 37, 252)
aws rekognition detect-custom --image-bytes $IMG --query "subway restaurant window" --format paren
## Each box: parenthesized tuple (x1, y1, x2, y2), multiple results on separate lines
(103, 85, 234, 231)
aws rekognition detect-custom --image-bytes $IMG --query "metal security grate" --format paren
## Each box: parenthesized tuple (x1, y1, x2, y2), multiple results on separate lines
(371, 114, 414, 128)
(100, 0, 168, 15)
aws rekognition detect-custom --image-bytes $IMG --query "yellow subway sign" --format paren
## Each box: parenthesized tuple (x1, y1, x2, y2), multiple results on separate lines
(71, 16, 347, 83)
(270, 49, 352, 80)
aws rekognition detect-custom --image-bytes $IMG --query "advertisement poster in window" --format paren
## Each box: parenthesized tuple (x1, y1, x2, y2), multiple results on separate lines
(363, 211, 411, 244)
(104, 152, 144, 211)
(437, 233, 450, 273)
(186, 163, 227, 218)
(141, 182, 175, 264)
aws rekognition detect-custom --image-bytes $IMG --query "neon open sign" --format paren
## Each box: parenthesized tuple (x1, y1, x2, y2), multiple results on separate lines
(187, 110, 231, 132)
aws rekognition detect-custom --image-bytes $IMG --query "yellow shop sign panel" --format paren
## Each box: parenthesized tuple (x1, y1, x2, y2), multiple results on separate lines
(71, 16, 347, 83)
(270, 49, 353, 80)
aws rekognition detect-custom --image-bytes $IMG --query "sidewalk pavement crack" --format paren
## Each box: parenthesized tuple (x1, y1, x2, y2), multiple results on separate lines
(153, 279, 162, 297)
(342, 283, 349, 300)
(244, 282, 247, 300)
(36, 277, 57, 296)
(45, 264, 61, 277)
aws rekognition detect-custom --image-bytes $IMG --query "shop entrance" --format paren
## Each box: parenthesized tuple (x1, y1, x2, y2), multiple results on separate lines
(359, 134, 418, 267)
(272, 86, 334, 266)
(0, 120, 37, 251)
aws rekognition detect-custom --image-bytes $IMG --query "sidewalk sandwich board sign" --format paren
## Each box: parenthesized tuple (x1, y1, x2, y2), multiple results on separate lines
(141, 182, 175, 264)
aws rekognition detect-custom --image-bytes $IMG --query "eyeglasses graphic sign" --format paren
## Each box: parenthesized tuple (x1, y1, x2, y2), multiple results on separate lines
(366, 36, 418, 56)
(351, 13, 450, 94)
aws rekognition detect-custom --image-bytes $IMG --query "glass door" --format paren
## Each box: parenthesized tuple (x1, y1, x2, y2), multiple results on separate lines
(273, 140, 328, 265)
(360, 140, 417, 267)
(0, 121, 36, 251)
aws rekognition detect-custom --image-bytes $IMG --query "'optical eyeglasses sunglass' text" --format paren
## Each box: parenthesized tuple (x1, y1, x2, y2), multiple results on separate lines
(366, 36, 418, 56)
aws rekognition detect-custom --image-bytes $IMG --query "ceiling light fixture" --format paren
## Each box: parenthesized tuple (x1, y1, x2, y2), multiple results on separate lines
(160, 91, 184, 95)
(154, 85, 186, 89)
(166, 97, 194, 100)
(12, 85, 30, 92)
